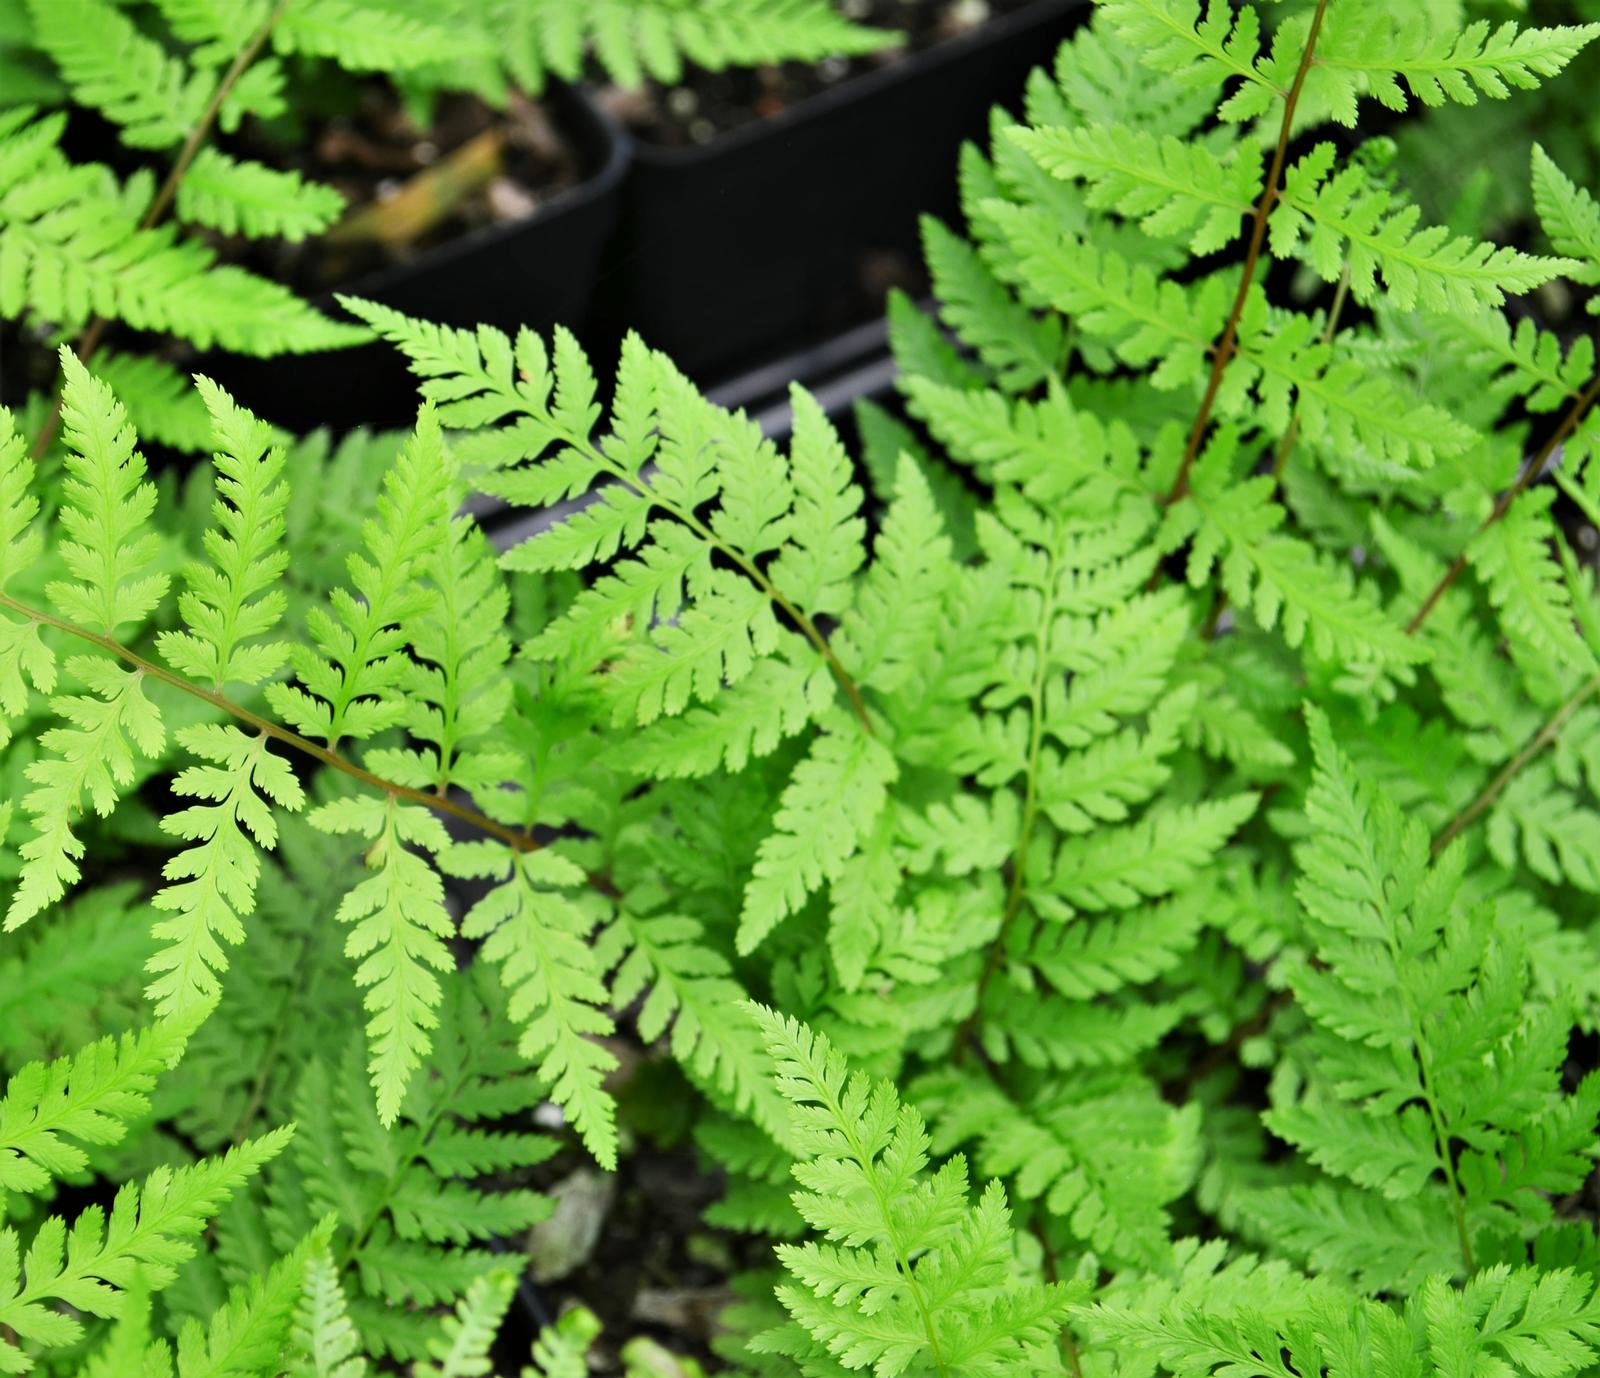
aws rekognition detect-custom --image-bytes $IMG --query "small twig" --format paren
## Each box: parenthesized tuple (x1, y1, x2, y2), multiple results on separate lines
(1431, 673, 1600, 857)
(29, 0, 291, 459)
(1161, 0, 1332, 508)
(1271, 264, 1352, 482)
(1030, 1220, 1085, 1378)
(1406, 369, 1600, 636)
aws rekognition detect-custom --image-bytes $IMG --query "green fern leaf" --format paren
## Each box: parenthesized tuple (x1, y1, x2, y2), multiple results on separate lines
(286, 1249, 367, 1378)
(47, 350, 167, 636)
(0, 1016, 197, 1208)
(749, 1007, 1076, 1377)
(1273, 143, 1574, 312)
(90, 354, 215, 452)
(1531, 142, 1600, 296)
(265, 406, 454, 749)
(1183, 456, 1425, 669)
(164, 1224, 334, 1378)
(737, 721, 898, 955)
(530, 0, 893, 88)
(273, 1, 485, 70)
(1099, 0, 1276, 120)
(836, 454, 957, 694)
(0, 1128, 291, 1369)
(622, 654, 833, 780)
(176, 149, 344, 242)
(309, 796, 454, 1126)
(1311, 9, 1600, 119)
(1012, 123, 1259, 255)
(603, 910, 792, 1142)
(450, 844, 618, 1169)
(526, 1308, 598, 1378)
(919, 214, 1063, 390)
(412, 1271, 515, 1378)
(1470, 489, 1595, 673)
(25, 0, 206, 149)
(767, 390, 865, 617)
(7, 655, 165, 930)
(146, 724, 306, 1016)
(157, 378, 290, 690)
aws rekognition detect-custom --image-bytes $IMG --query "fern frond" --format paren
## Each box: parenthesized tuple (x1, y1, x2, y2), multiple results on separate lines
(1531, 142, 1600, 296)
(158, 378, 290, 690)
(1260, 709, 1600, 1291)
(919, 1066, 1198, 1269)
(1012, 123, 1259, 255)
(1182, 453, 1425, 670)
(164, 1223, 333, 1378)
(146, 724, 306, 1016)
(349, 303, 857, 749)
(737, 720, 898, 955)
(379, 516, 513, 796)
(920, 215, 1063, 390)
(6, 655, 165, 931)
(449, 844, 617, 1168)
(87, 353, 213, 452)
(0, 884, 155, 1066)
(1240, 312, 1477, 470)
(0, 128, 364, 352)
(47, 350, 167, 636)
(749, 1007, 1076, 1378)
(525, 1306, 599, 1378)
(1053, 796, 1258, 911)
(270, 980, 551, 1361)
(24, 0, 206, 149)
(602, 910, 791, 1143)
(0, 405, 49, 750)
(272, 1, 486, 71)
(523, 0, 893, 88)
(1273, 143, 1574, 312)
(412, 1271, 515, 1378)
(1098, 0, 1278, 121)
(0, 1128, 291, 1368)
(265, 406, 454, 749)
(983, 201, 1219, 389)
(836, 454, 957, 695)
(1469, 489, 1595, 673)
(310, 795, 454, 1126)
(176, 149, 344, 242)
(1312, 9, 1600, 120)
(286, 1249, 367, 1378)
(0, 1016, 197, 1208)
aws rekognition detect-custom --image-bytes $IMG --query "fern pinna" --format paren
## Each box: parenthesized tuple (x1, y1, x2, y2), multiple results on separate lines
(5, 0, 1600, 1373)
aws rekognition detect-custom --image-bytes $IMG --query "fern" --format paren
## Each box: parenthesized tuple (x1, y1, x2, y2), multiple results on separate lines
(4, 0, 1600, 1368)
(0, 1015, 198, 1209)
(1249, 709, 1600, 1293)
(749, 1008, 1077, 1377)
(1, 1107, 289, 1370)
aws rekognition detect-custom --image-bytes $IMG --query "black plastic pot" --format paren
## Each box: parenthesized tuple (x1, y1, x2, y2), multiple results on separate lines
(591, 0, 1087, 385)
(206, 85, 629, 434)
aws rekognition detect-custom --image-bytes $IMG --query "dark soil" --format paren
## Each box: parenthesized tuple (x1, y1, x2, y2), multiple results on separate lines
(237, 88, 586, 289)
(602, 0, 1047, 147)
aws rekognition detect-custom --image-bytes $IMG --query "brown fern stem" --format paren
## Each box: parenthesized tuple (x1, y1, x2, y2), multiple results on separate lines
(1199, 262, 1352, 640)
(1430, 673, 1600, 857)
(1406, 368, 1600, 636)
(28, 0, 291, 460)
(1161, 0, 1332, 509)
(0, 588, 540, 855)
(1030, 1220, 1085, 1378)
